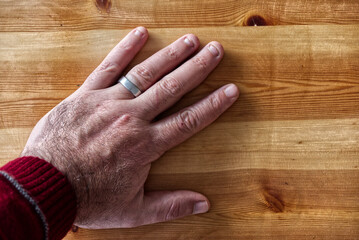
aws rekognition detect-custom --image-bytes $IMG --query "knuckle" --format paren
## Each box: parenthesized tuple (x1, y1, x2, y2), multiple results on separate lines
(163, 46, 180, 61)
(114, 113, 132, 126)
(97, 60, 118, 74)
(177, 109, 200, 133)
(159, 76, 183, 97)
(132, 64, 154, 84)
(118, 41, 133, 52)
(165, 201, 182, 221)
(192, 56, 208, 71)
(209, 94, 223, 111)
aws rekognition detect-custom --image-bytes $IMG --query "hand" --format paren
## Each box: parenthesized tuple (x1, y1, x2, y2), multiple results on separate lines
(21, 27, 239, 229)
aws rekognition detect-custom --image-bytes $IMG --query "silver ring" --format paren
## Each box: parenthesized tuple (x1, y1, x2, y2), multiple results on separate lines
(118, 76, 142, 97)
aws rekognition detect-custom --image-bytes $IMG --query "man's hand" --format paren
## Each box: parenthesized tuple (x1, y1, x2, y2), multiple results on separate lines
(21, 27, 239, 229)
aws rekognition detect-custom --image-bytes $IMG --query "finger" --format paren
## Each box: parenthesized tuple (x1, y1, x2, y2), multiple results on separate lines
(81, 26, 148, 90)
(152, 84, 239, 152)
(138, 190, 209, 225)
(106, 34, 200, 99)
(135, 41, 224, 120)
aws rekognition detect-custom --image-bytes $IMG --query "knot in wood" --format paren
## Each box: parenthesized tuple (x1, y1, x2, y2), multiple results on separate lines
(263, 191, 285, 213)
(245, 15, 268, 26)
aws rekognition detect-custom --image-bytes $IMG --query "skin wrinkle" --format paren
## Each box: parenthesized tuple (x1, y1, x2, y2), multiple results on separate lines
(96, 60, 119, 74)
(160, 76, 183, 98)
(192, 55, 208, 71)
(209, 94, 222, 112)
(131, 64, 155, 87)
(164, 46, 180, 61)
(177, 109, 200, 134)
(118, 40, 135, 53)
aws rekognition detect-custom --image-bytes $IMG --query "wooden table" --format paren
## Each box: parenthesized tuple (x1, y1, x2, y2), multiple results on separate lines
(1, 0, 359, 239)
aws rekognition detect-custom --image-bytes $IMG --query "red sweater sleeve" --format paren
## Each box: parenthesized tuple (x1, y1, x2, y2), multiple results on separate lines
(0, 156, 77, 240)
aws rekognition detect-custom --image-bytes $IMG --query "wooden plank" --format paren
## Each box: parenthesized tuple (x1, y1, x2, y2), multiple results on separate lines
(2, 118, 359, 168)
(0, 0, 358, 31)
(63, 169, 359, 239)
(0, 26, 358, 129)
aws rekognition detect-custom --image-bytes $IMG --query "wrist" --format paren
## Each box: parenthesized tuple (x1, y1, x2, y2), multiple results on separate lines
(20, 148, 89, 218)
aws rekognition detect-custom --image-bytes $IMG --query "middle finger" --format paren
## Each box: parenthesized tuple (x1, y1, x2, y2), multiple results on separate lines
(135, 41, 224, 121)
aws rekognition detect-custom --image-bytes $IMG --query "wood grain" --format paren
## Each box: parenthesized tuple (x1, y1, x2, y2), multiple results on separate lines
(0, 0, 358, 31)
(62, 168, 359, 240)
(0, 0, 358, 239)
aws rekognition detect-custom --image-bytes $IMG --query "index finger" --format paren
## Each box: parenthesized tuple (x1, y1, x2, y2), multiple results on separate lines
(82, 27, 148, 90)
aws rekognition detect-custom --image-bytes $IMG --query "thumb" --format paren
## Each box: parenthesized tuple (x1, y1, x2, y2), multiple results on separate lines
(140, 190, 210, 225)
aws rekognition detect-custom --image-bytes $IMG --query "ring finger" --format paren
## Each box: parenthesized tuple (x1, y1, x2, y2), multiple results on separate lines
(107, 33, 200, 99)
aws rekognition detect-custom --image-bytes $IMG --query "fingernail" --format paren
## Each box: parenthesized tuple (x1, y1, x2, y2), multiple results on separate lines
(224, 84, 238, 98)
(134, 30, 143, 37)
(184, 37, 194, 47)
(193, 201, 209, 214)
(208, 44, 219, 56)
(134, 27, 146, 37)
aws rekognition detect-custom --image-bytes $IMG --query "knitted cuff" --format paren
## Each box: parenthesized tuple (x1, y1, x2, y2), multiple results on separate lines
(0, 156, 77, 240)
